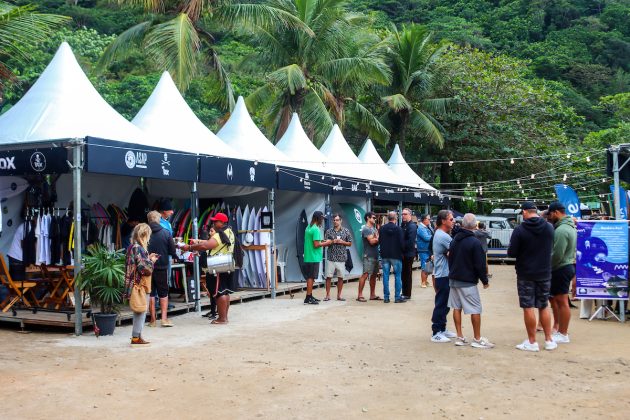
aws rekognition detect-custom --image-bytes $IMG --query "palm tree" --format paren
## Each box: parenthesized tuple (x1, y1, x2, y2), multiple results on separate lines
(97, 0, 311, 109)
(244, 0, 391, 144)
(0, 1, 69, 95)
(382, 24, 450, 155)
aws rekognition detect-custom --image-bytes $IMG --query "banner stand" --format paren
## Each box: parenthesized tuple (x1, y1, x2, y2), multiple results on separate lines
(588, 302, 621, 322)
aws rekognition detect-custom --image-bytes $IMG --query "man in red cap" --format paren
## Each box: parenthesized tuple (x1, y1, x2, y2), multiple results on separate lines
(180, 212, 238, 324)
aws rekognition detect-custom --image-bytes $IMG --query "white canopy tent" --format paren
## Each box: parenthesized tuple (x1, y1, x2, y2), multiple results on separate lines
(319, 124, 374, 181)
(217, 96, 289, 163)
(0, 42, 146, 146)
(275, 113, 329, 173)
(131, 71, 238, 158)
(387, 144, 436, 191)
(357, 138, 406, 188)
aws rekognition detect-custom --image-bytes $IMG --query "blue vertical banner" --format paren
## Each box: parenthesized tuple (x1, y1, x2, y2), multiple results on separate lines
(576, 220, 628, 300)
(609, 184, 629, 219)
(554, 184, 582, 218)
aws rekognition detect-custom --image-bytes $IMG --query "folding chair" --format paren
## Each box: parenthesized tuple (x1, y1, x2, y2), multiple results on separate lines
(0, 254, 38, 314)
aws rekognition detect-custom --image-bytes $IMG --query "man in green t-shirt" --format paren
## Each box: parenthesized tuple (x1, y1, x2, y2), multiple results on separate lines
(303, 211, 332, 305)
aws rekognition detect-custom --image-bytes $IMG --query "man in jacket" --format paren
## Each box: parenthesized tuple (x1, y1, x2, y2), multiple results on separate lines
(147, 211, 178, 327)
(379, 211, 406, 303)
(507, 202, 557, 352)
(448, 214, 494, 348)
(416, 214, 433, 288)
(401, 208, 418, 299)
(547, 201, 577, 344)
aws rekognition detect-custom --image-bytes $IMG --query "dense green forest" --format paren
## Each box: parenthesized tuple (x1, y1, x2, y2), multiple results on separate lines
(1, 0, 628, 209)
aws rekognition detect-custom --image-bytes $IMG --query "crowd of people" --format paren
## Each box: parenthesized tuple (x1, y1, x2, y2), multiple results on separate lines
(122, 199, 576, 350)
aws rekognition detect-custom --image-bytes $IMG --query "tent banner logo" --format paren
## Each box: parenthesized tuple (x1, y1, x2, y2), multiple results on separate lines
(30, 152, 46, 172)
(249, 166, 256, 182)
(354, 209, 362, 223)
(161, 153, 170, 176)
(226, 163, 233, 180)
(125, 150, 147, 169)
(0, 156, 16, 170)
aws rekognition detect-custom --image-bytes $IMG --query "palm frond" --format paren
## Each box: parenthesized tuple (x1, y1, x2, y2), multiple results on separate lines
(217, 3, 314, 37)
(301, 87, 333, 146)
(208, 47, 235, 110)
(96, 20, 153, 73)
(144, 13, 200, 92)
(382, 94, 412, 113)
(420, 97, 453, 117)
(346, 99, 390, 145)
(409, 109, 444, 148)
(267, 63, 307, 95)
(114, 0, 163, 14)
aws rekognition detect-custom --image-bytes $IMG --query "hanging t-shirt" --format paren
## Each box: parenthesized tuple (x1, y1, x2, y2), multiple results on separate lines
(7, 223, 25, 261)
(304, 224, 323, 263)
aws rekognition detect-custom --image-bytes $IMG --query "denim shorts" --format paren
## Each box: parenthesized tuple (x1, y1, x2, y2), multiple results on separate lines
(362, 257, 379, 275)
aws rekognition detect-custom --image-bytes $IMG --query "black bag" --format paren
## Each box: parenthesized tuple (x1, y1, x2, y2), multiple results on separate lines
(345, 249, 353, 273)
(232, 235, 244, 269)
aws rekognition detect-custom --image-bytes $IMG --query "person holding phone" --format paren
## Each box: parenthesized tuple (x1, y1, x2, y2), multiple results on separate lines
(147, 211, 178, 327)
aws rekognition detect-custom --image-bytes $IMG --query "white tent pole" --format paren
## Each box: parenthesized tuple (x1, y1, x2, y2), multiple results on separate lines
(71, 138, 84, 336)
(269, 188, 277, 299)
(191, 182, 201, 312)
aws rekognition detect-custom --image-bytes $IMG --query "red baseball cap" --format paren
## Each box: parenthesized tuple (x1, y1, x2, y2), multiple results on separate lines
(210, 212, 229, 223)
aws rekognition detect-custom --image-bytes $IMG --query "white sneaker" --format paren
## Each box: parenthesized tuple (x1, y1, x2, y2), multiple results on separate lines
(515, 339, 540, 352)
(545, 340, 558, 351)
(552, 332, 570, 344)
(431, 332, 451, 343)
(441, 329, 457, 338)
(471, 337, 495, 349)
(454, 336, 470, 346)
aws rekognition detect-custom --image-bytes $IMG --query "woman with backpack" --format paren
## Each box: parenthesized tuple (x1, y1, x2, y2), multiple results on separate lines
(180, 212, 238, 325)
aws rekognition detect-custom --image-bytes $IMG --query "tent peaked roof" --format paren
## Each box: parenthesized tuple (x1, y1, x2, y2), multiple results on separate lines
(132, 71, 237, 157)
(357, 139, 402, 186)
(275, 113, 328, 172)
(216, 96, 288, 162)
(387, 144, 435, 190)
(319, 124, 372, 180)
(0, 42, 146, 146)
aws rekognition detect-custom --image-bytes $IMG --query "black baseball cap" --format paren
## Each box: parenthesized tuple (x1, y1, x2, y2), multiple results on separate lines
(521, 201, 537, 211)
(158, 199, 173, 212)
(548, 201, 566, 212)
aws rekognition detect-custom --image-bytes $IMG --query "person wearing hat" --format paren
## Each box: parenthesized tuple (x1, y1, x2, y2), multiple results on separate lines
(158, 199, 174, 235)
(180, 212, 237, 324)
(547, 201, 577, 344)
(508, 202, 557, 352)
(303, 211, 333, 305)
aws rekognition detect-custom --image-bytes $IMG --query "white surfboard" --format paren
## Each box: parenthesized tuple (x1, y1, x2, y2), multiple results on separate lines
(259, 206, 271, 288)
(247, 206, 258, 287)
(240, 205, 251, 287)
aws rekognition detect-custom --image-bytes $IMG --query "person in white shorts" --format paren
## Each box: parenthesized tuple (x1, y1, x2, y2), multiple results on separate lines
(447, 213, 494, 349)
(323, 214, 352, 301)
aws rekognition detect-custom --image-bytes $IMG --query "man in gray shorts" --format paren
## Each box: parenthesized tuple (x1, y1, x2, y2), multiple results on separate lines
(357, 211, 380, 302)
(447, 213, 494, 348)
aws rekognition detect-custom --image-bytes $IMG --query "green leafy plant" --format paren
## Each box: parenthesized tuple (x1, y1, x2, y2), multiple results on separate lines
(76, 244, 126, 314)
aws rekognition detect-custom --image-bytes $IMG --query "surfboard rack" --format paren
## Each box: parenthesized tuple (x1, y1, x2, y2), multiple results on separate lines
(241, 244, 272, 290)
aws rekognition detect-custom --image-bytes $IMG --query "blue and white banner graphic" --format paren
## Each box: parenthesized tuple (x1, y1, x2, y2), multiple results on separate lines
(609, 184, 629, 219)
(554, 184, 582, 218)
(576, 220, 628, 300)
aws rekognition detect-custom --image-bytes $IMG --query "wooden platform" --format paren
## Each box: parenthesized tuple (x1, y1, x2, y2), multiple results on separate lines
(0, 276, 362, 332)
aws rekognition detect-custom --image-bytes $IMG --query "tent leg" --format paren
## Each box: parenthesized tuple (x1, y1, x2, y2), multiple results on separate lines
(191, 182, 201, 313)
(71, 139, 84, 336)
(269, 189, 276, 299)
(398, 201, 403, 226)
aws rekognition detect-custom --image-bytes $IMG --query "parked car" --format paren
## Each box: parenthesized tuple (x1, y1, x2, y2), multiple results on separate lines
(476, 216, 514, 248)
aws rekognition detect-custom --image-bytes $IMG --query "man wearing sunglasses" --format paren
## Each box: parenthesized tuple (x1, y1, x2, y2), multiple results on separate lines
(431, 210, 457, 342)
(357, 212, 380, 302)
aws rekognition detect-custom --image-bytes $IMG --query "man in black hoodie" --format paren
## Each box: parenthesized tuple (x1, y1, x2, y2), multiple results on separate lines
(507, 202, 557, 352)
(448, 213, 494, 348)
(379, 211, 406, 303)
(401, 208, 418, 299)
(147, 211, 178, 327)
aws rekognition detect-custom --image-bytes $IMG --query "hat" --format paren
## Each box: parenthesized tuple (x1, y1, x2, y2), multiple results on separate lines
(242, 232, 254, 246)
(210, 212, 229, 223)
(158, 199, 173, 212)
(548, 201, 566, 212)
(521, 201, 537, 211)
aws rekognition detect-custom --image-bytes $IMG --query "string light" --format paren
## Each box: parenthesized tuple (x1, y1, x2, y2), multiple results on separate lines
(530, 174, 535, 179)
(449, 160, 453, 166)
(586, 156, 591, 162)
(563, 174, 567, 181)
(510, 158, 514, 164)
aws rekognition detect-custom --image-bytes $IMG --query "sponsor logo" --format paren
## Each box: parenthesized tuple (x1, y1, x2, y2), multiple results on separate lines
(333, 181, 342, 191)
(0, 156, 16, 170)
(30, 152, 46, 172)
(384, 188, 394, 194)
(303, 172, 311, 190)
(161, 153, 170, 176)
(249, 167, 256, 182)
(354, 209, 362, 223)
(227, 163, 233, 180)
(351, 183, 359, 192)
(125, 150, 148, 169)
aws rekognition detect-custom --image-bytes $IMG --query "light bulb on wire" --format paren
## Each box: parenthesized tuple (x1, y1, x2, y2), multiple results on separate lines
(510, 158, 515, 164)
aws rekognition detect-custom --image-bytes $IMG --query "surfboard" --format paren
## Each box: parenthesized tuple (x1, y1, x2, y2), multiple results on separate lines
(254, 208, 265, 287)
(259, 206, 271, 287)
(339, 203, 365, 258)
(296, 209, 308, 280)
(241, 205, 252, 287)
(0, 176, 28, 199)
(247, 207, 258, 287)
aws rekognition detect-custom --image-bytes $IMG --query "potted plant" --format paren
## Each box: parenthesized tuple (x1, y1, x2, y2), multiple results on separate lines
(76, 244, 126, 336)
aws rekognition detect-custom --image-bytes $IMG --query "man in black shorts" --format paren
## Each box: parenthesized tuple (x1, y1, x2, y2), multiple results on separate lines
(147, 211, 178, 327)
(547, 202, 577, 344)
(508, 202, 557, 352)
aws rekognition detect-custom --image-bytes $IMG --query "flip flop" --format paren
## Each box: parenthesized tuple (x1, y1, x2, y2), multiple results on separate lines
(211, 320, 228, 325)
(356, 297, 367, 302)
(323, 297, 331, 301)
(369, 296, 382, 301)
(337, 297, 346, 301)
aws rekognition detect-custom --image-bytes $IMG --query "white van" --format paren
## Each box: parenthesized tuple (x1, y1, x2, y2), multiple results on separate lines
(476, 216, 514, 248)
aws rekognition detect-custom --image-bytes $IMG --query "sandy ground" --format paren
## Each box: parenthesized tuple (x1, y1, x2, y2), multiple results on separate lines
(1, 265, 629, 420)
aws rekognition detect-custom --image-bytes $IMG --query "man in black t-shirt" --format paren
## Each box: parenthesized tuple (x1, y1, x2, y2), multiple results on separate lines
(323, 214, 352, 301)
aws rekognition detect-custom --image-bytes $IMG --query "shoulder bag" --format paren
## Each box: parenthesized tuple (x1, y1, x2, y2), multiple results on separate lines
(206, 230, 237, 274)
(129, 284, 147, 313)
